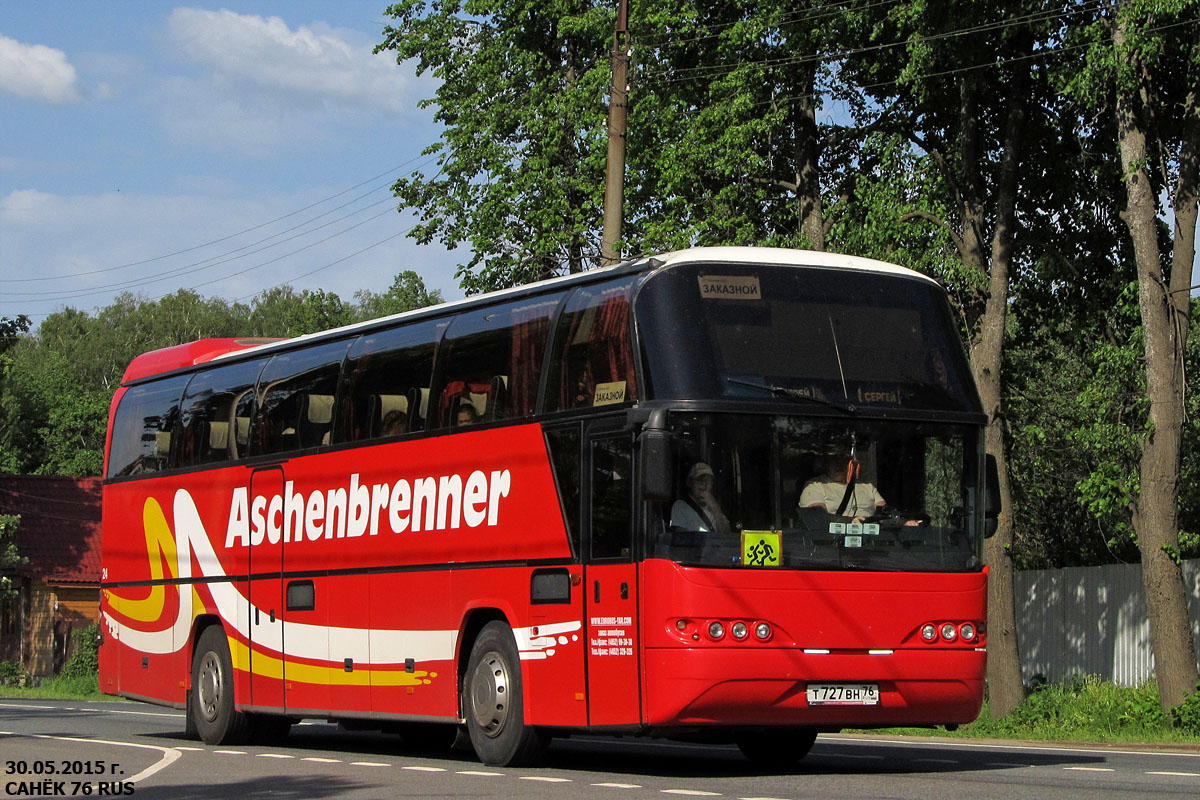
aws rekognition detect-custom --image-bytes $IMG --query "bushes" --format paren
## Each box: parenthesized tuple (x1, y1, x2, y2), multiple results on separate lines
(0, 659, 30, 688)
(43, 623, 101, 695)
(1172, 685, 1200, 735)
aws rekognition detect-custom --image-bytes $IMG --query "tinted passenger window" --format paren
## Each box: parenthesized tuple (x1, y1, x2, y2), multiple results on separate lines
(590, 436, 632, 560)
(342, 319, 444, 440)
(433, 296, 561, 427)
(546, 279, 638, 412)
(107, 376, 189, 478)
(254, 340, 350, 456)
(177, 359, 265, 466)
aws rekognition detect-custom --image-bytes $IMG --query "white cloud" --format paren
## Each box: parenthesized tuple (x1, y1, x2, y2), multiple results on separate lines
(0, 33, 82, 104)
(166, 8, 417, 114)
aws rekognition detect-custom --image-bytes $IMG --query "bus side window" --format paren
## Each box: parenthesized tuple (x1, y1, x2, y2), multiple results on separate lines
(254, 340, 349, 456)
(106, 375, 189, 478)
(432, 295, 561, 427)
(546, 278, 638, 413)
(341, 319, 442, 441)
(177, 358, 265, 467)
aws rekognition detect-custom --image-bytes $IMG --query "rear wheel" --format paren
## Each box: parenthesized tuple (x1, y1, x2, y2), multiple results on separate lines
(735, 729, 818, 768)
(191, 626, 253, 745)
(464, 621, 548, 766)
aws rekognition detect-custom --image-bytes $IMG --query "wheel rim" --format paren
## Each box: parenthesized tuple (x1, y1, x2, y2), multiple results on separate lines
(197, 650, 223, 723)
(469, 649, 510, 738)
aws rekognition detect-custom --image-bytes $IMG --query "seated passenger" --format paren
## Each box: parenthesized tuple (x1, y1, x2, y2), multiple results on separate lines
(455, 403, 479, 427)
(381, 409, 407, 436)
(670, 462, 731, 534)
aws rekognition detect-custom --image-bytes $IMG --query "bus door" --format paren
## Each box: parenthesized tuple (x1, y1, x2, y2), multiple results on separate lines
(583, 430, 641, 726)
(248, 466, 285, 711)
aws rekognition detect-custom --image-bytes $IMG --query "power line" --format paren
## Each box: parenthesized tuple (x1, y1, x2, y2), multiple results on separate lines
(0, 154, 433, 284)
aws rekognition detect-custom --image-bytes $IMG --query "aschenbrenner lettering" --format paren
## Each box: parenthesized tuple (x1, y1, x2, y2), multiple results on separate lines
(224, 469, 511, 548)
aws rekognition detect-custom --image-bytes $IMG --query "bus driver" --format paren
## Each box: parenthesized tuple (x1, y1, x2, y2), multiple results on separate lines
(799, 448, 920, 526)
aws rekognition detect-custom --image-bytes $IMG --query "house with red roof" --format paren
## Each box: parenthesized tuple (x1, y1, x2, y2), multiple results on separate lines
(0, 475, 101, 678)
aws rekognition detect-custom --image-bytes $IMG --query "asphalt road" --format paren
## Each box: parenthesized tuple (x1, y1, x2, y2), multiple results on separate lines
(3, 699, 1199, 799)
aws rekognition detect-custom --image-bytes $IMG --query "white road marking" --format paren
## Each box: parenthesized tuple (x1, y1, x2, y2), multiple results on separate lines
(458, 770, 503, 776)
(593, 783, 643, 789)
(215, 750, 247, 755)
(257, 753, 295, 759)
(1147, 771, 1200, 777)
(303, 757, 343, 763)
(520, 776, 573, 782)
(402, 766, 447, 772)
(350, 761, 391, 767)
(1064, 767, 1114, 772)
(661, 791, 722, 796)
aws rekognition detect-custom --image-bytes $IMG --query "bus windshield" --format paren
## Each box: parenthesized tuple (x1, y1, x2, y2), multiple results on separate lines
(637, 262, 979, 414)
(650, 413, 984, 573)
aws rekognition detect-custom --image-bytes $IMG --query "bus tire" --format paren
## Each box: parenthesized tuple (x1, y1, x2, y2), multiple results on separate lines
(191, 626, 253, 745)
(463, 621, 548, 766)
(735, 728, 818, 768)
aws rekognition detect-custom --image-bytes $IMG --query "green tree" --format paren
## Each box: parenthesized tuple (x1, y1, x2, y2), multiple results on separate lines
(378, 0, 613, 292)
(247, 287, 351, 337)
(1063, 0, 1200, 712)
(0, 514, 26, 602)
(353, 270, 444, 320)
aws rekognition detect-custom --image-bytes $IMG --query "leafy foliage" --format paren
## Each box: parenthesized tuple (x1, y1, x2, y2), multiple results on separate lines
(57, 623, 100, 682)
(0, 274, 440, 477)
(0, 514, 27, 602)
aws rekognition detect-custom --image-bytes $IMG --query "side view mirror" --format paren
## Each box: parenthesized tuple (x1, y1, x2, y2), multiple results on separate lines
(984, 453, 1001, 537)
(639, 409, 673, 502)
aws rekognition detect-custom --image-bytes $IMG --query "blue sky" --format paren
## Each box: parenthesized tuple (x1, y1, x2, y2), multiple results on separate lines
(1, 3, 463, 326)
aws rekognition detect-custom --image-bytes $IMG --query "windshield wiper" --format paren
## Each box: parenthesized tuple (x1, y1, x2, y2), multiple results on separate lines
(725, 377, 856, 415)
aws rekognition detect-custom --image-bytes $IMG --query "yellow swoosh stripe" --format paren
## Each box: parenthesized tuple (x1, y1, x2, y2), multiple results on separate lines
(107, 498, 179, 624)
(228, 637, 437, 687)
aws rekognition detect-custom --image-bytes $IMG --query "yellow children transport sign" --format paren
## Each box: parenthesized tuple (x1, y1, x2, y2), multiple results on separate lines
(741, 530, 781, 566)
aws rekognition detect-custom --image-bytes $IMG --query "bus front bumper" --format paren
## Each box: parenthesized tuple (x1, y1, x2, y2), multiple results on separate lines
(642, 646, 985, 729)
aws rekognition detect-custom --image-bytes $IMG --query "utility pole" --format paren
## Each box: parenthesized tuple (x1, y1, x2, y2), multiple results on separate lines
(600, 0, 630, 266)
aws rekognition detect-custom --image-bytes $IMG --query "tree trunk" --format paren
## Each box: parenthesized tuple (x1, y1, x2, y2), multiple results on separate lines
(1115, 19, 1200, 713)
(795, 61, 824, 251)
(975, 64, 1028, 720)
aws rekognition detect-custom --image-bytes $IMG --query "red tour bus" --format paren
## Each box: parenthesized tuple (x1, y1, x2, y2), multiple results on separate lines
(99, 247, 998, 767)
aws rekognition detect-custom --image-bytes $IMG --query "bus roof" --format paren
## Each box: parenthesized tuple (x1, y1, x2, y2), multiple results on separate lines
(120, 248, 940, 385)
(120, 338, 284, 384)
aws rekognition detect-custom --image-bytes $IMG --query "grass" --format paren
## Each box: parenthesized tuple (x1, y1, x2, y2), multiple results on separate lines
(0, 674, 111, 702)
(859, 676, 1200, 746)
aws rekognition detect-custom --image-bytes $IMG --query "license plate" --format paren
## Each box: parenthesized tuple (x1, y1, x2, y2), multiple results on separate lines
(806, 683, 880, 706)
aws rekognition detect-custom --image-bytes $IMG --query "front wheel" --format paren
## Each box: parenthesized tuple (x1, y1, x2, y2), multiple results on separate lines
(735, 728, 818, 769)
(464, 621, 548, 766)
(191, 626, 253, 745)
